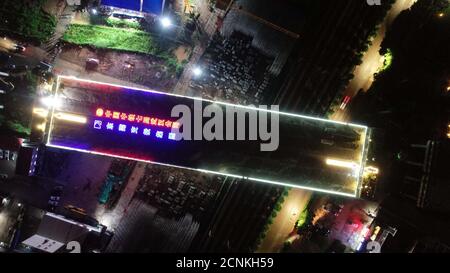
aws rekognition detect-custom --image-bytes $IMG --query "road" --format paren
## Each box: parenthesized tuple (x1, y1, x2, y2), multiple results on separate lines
(53, 58, 149, 89)
(94, 162, 146, 230)
(257, 189, 311, 253)
(331, 0, 418, 122)
(173, 0, 218, 96)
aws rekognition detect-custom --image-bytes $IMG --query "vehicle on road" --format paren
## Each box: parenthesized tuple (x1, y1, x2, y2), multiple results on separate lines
(33, 61, 53, 75)
(13, 44, 26, 53)
(0, 53, 11, 63)
(339, 95, 351, 110)
(0, 78, 14, 91)
(3, 64, 28, 73)
(48, 186, 63, 211)
(3, 150, 10, 160)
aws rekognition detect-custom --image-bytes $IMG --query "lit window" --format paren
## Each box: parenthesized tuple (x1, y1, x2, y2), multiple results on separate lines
(93, 120, 102, 129)
(131, 126, 139, 134)
(168, 132, 176, 140)
(96, 108, 104, 117)
(128, 114, 136, 122)
(113, 112, 120, 119)
(143, 128, 151, 136)
(118, 124, 127, 132)
(106, 122, 114, 130)
(156, 131, 164, 138)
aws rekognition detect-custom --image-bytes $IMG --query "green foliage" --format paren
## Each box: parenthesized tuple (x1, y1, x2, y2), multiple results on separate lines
(1, 70, 37, 136)
(63, 24, 157, 54)
(296, 209, 308, 228)
(105, 17, 141, 30)
(379, 48, 393, 72)
(0, 0, 56, 42)
(6, 120, 31, 135)
(63, 24, 186, 74)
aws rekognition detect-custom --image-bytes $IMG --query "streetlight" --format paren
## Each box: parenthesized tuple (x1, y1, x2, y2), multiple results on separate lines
(193, 66, 203, 77)
(40, 96, 61, 108)
(160, 17, 172, 28)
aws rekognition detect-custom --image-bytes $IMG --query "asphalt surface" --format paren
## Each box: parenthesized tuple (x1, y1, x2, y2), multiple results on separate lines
(331, 0, 418, 122)
(257, 189, 312, 253)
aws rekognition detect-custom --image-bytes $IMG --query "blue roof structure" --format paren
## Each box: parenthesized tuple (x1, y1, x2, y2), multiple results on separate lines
(101, 0, 165, 15)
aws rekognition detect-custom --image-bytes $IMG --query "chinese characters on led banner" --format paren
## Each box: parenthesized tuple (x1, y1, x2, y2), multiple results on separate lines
(93, 108, 179, 140)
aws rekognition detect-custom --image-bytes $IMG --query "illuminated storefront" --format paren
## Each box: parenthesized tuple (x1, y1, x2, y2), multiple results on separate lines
(42, 76, 370, 197)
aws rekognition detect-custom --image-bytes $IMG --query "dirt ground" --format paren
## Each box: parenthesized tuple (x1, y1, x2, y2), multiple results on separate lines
(59, 45, 179, 92)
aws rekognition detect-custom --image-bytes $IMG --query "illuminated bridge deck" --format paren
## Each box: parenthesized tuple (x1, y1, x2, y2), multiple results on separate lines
(45, 76, 370, 197)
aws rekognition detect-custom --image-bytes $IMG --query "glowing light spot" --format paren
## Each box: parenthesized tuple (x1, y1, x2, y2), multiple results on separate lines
(33, 108, 49, 117)
(55, 112, 87, 123)
(131, 126, 139, 134)
(105, 110, 112, 118)
(112, 112, 120, 119)
(143, 128, 151, 136)
(150, 118, 157, 125)
(106, 122, 114, 130)
(93, 120, 102, 129)
(172, 122, 180, 129)
(143, 117, 150, 124)
(128, 114, 136, 122)
(168, 133, 176, 140)
(118, 124, 127, 132)
(156, 131, 164, 138)
(136, 115, 143, 123)
(120, 113, 128, 120)
(157, 119, 165, 126)
(96, 108, 104, 117)
(165, 120, 172, 128)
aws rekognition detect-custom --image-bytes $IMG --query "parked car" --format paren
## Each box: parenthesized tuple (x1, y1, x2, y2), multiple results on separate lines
(0, 78, 14, 91)
(48, 186, 63, 211)
(85, 58, 99, 71)
(0, 53, 11, 63)
(33, 61, 53, 75)
(4, 64, 28, 73)
(3, 150, 9, 160)
(13, 44, 26, 53)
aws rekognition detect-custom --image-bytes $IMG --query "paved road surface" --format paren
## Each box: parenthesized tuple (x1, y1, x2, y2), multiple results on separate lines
(257, 189, 311, 253)
(94, 162, 146, 230)
(332, 0, 418, 122)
